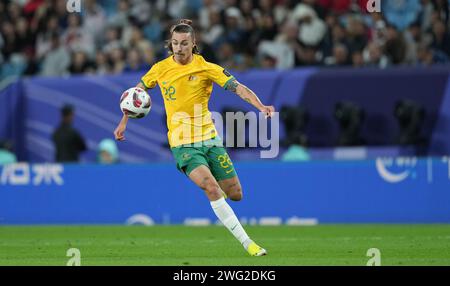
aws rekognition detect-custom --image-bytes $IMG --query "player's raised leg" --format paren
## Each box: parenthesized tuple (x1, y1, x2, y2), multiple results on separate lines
(188, 165, 267, 256)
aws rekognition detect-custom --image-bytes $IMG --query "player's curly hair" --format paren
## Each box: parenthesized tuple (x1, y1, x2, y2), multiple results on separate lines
(165, 19, 200, 55)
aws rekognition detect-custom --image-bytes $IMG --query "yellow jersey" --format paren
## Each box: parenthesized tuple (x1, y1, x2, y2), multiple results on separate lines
(141, 54, 235, 147)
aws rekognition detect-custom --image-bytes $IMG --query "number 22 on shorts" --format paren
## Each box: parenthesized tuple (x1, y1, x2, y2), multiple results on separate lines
(218, 154, 234, 174)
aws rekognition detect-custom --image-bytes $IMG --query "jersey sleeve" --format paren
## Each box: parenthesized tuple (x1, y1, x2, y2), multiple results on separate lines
(206, 62, 235, 90)
(140, 63, 159, 90)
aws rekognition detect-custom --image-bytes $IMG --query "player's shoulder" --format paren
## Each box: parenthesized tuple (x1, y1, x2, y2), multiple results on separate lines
(145, 57, 173, 74)
(194, 54, 208, 64)
(154, 57, 173, 68)
(161, 55, 175, 64)
(199, 55, 215, 66)
(195, 54, 222, 70)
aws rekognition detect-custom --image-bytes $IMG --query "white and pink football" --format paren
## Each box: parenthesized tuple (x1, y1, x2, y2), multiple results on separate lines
(119, 87, 151, 119)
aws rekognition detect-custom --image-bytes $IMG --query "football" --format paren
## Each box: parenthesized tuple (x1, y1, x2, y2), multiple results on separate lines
(119, 87, 151, 119)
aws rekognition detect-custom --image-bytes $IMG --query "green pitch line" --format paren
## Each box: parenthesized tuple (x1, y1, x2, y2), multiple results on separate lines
(0, 225, 449, 266)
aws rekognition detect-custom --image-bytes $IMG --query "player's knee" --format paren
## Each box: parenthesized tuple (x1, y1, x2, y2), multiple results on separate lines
(203, 182, 222, 199)
(229, 189, 243, 201)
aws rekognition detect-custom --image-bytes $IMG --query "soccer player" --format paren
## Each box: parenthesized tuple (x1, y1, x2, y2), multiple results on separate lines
(114, 19, 274, 256)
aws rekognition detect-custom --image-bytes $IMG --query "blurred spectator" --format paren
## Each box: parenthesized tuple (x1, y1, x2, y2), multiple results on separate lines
(416, 43, 449, 65)
(345, 16, 368, 54)
(404, 23, 422, 64)
(291, 3, 327, 47)
(52, 104, 87, 163)
(431, 20, 450, 56)
(62, 13, 95, 57)
(199, 0, 220, 30)
(222, 0, 238, 11)
(108, 0, 131, 28)
(69, 51, 93, 75)
(6, 2, 23, 23)
(418, 0, 434, 32)
(268, 20, 298, 67)
(220, 6, 246, 52)
(40, 32, 70, 76)
(15, 18, 34, 55)
(384, 0, 421, 31)
(97, 138, 119, 164)
(384, 25, 407, 64)
(434, 0, 450, 25)
(302, 0, 328, 19)
(261, 53, 279, 69)
(218, 42, 244, 70)
(1, 0, 450, 80)
(124, 48, 148, 72)
(94, 51, 111, 75)
(124, 26, 154, 65)
(54, 0, 70, 28)
(239, 0, 256, 21)
(83, 0, 107, 46)
(129, 0, 152, 26)
(161, 0, 188, 20)
(202, 7, 224, 47)
(299, 46, 322, 66)
(0, 140, 17, 165)
(351, 50, 365, 67)
(109, 47, 126, 74)
(195, 31, 218, 63)
(369, 13, 388, 46)
(258, 0, 273, 16)
(36, 15, 61, 60)
(321, 12, 340, 57)
(1, 21, 18, 61)
(364, 42, 389, 68)
(281, 144, 311, 161)
(102, 26, 122, 55)
(325, 43, 350, 66)
(249, 12, 278, 50)
(416, 43, 435, 65)
(258, 40, 294, 69)
(143, 18, 163, 43)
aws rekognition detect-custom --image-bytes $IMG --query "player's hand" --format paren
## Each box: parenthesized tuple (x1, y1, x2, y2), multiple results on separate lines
(114, 123, 127, 141)
(260, 105, 275, 118)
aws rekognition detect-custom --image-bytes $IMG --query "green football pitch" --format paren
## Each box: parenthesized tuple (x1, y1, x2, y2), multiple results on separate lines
(1, 225, 449, 266)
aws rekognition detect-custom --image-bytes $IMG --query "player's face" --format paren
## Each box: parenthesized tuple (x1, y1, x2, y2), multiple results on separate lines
(171, 32, 194, 63)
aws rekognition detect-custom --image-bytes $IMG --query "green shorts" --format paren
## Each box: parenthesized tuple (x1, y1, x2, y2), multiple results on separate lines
(171, 137, 237, 181)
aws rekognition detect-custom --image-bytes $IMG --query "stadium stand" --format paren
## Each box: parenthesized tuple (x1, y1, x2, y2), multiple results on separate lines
(1, 0, 450, 80)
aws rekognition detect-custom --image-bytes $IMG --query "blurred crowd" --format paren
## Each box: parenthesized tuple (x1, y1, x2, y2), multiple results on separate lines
(1, 0, 450, 81)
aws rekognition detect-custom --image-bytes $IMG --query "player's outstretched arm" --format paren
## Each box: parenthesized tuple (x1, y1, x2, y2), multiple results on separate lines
(227, 79, 275, 118)
(114, 114, 128, 141)
(114, 82, 148, 141)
